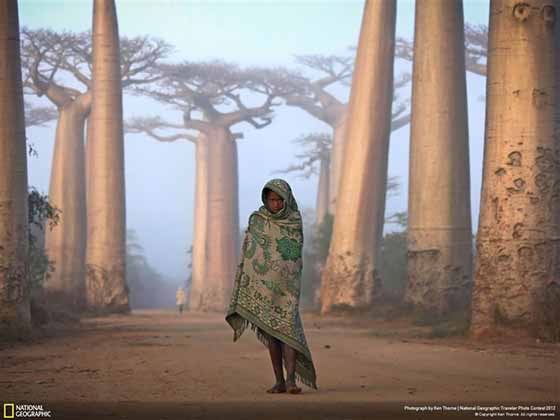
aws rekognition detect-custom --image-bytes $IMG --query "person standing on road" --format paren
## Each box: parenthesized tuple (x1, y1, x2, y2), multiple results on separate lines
(176, 286, 186, 315)
(226, 179, 318, 394)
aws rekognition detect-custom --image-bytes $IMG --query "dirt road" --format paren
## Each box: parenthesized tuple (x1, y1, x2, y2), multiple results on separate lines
(1, 309, 558, 419)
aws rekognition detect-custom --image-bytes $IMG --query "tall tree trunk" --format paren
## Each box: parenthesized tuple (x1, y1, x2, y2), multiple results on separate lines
(44, 94, 91, 308)
(85, 0, 128, 312)
(189, 133, 209, 311)
(316, 157, 330, 226)
(202, 127, 239, 312)
(319, 0, 396, 314)
(328, 113, 348, 214)
(405, 0, 473, 317)
(0, 0, 30, 331)
(471, 0, 560, 337)
(232, 138, 240, 266)
(85, 117, 93, 206)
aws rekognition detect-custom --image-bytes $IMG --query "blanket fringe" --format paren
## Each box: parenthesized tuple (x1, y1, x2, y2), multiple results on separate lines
(244, 319, 318, 390)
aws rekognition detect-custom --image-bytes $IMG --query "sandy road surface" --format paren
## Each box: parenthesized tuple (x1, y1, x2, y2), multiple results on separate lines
(0, 309, 558, 419)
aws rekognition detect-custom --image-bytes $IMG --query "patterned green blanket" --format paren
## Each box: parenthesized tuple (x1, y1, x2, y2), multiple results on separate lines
(226, 179, 318, 389)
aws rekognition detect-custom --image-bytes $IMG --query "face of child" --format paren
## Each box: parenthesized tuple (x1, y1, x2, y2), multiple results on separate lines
(266, 190, 284, 214)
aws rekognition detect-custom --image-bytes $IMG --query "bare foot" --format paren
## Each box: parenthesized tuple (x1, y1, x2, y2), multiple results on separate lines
(286, 381, 301, 394)
(266, 382, 286, 393)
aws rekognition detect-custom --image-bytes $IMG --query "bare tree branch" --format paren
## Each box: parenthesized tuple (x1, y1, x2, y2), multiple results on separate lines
(286, 53, 412, 129)
(21, 28, 172, 106)
(294, 54, 353, 87)
(390, 113, 411, 132)
(386, 175, 400, 196)
(137, 62, 301, 132)
(464, 23, 488, 76)
(394, 72, 412, 90)
(182, 110, 214, 133)
(385, 210, 407, 228)
(24, 101, 57, 127)
(284, 94, 329, 121)
(394, 37, 414, 62)
(273, 133, 332, 179)
(395, 23, 488, 76)
(120, 35, 173, 87)
(125, 116, 197, 143)
(281, 54, 352, 126)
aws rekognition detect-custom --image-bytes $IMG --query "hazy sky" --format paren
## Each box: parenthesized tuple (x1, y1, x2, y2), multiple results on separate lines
(21, 0, 490, 283)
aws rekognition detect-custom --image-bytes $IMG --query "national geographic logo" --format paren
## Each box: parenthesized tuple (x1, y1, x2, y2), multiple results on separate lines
(3, 404, 14, 419)
(2, 403, 52, 418)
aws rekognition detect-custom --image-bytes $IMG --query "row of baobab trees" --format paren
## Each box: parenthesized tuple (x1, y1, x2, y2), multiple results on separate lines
(0, 0, 419, 327)
(1, 0, 130, 332)
(1, 0, 558, 341)
(343, 0, 558, 341)
(328, 0, 558, 341)
(20, 9, 485, 320)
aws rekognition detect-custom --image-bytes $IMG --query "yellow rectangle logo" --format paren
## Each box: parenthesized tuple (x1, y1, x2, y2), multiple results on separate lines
(3, 403, 15, 419)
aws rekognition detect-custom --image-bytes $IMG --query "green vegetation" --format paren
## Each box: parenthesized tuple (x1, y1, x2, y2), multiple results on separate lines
(27, 188, 60, 292)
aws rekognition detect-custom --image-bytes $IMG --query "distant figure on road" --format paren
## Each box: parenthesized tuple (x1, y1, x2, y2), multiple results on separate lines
(176, 286, 186, 315)
(226, 179, 317, 394)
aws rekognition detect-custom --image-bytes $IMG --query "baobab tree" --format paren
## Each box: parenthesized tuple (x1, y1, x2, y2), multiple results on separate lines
(22, 30, 90, 308)
(404, 0, 473, 318)
(130, 62, 303, 311)
(21, 28, 170, 309)
(86, 0, 128, 312)
(471, 0, 560, 339)
(319, 0, 397, 314)
(0, 0, 31, 332)
(125, 117, 207, 310)
(286, 54, 411, 214)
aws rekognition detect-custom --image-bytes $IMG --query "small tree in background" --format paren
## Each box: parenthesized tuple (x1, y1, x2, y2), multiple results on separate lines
(27, 188, 59, 292)
(379, 211, 407, 302)
(126, 229, 176, 309)
(26, 188, 61, 326)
